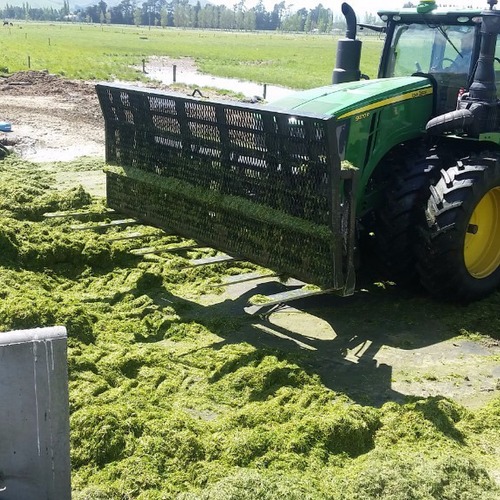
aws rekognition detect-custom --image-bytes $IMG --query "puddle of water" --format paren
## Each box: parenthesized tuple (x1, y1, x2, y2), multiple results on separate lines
(146, 66, 296, 101)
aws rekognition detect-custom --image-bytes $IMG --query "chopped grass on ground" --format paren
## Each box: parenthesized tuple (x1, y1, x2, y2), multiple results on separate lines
(1, 154, 500, 499)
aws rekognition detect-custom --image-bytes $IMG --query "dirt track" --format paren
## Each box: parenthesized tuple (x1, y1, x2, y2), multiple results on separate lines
(0, 71, 104, 161)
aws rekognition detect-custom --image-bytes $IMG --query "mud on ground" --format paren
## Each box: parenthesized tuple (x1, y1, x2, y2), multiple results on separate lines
(0, 71, 104, 162)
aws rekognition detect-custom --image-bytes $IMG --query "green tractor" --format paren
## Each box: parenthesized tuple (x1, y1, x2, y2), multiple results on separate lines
(97, 0, 500, 303)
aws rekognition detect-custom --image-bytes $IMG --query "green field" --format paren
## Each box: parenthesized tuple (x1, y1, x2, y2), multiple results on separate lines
(0, 22, 383, 88)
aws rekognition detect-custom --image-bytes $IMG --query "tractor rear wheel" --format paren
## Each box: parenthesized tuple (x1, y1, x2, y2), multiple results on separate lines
(372, 148, 443, 285)
(416, 153, 500, 301)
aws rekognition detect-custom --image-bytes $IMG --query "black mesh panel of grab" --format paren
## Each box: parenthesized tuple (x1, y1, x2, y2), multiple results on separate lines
(96, 83, 345, 289)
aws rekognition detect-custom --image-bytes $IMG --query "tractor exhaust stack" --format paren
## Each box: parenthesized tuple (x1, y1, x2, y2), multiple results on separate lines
(332, 3, 362, 84)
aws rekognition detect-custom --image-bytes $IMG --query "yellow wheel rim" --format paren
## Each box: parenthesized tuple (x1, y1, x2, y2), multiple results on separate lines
(464, 187, 500, 278)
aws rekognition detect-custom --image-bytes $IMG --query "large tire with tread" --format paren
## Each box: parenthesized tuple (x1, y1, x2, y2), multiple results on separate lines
(372, 147, 445, 285)
(416, 153, 500, 301)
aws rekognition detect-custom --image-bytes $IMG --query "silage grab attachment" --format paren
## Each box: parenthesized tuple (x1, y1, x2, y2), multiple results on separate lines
(96, 83, 356, 295)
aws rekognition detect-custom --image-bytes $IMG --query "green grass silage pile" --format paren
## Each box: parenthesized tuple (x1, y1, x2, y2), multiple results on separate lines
(1, 155, 500, 499)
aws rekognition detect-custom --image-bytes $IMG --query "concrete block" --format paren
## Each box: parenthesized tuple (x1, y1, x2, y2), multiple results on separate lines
(0, 326, 71, 500)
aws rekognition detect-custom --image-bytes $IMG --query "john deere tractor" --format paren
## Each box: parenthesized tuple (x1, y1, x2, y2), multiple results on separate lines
(97, 0, 500, 302)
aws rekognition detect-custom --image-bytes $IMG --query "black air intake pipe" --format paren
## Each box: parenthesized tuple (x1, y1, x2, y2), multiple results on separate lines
(468, 8, 500, 103)
(332, 3, 362, 84)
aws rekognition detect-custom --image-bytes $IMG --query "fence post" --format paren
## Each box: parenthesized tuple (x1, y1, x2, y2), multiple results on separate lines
(173, 64, 177, 83)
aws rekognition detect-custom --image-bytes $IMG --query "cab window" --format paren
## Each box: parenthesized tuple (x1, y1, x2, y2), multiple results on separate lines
(388, 23, 475, 77)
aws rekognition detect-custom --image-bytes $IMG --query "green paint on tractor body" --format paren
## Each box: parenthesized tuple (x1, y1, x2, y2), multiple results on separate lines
(270, 77, 432, 117)
(270, 77, 434, 210)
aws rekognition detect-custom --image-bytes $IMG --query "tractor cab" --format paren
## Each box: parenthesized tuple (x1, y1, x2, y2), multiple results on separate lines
(377, 3, 483, 116)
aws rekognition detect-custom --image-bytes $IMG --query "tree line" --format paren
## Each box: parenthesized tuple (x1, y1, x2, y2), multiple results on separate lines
(1, 0, 382, 32)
